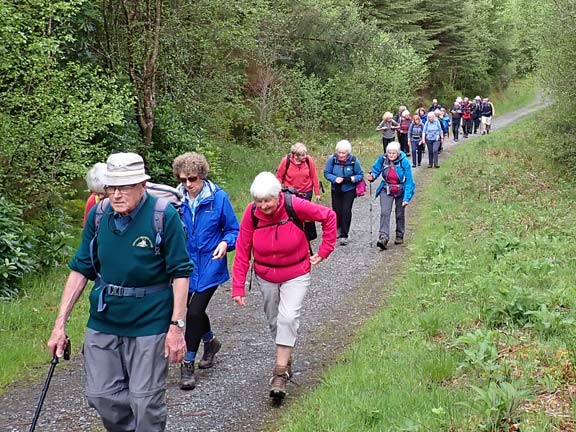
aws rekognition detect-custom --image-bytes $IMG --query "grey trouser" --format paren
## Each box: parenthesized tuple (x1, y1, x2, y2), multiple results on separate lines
(257, 273, 310, 347)
(379, 193, 405, 241)
(83, 328, 168, 432)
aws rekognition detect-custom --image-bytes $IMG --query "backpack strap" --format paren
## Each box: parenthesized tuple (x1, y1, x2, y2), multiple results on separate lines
(282, 191, 304, 230)
(251, 192, 312, 254)
(281, 153, 291, 185)
(90, 198, 111, 277)
(152, 197, 171, 255)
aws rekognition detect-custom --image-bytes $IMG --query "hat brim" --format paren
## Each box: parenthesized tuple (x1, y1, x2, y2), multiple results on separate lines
(104, 174, 150, 187)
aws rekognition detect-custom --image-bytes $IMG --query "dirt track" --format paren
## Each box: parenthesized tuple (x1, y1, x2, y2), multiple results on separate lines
(0, 96, 546, 432)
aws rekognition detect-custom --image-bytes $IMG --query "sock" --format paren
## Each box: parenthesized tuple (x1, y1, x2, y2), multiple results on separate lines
(184, 351, 196, 363)
(202, 331, 214, 343)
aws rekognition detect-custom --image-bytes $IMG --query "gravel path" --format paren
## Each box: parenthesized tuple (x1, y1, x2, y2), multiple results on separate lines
(0, 96, 545, 432)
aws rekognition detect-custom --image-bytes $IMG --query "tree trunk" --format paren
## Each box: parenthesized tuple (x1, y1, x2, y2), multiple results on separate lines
(121, 0, 162, 147)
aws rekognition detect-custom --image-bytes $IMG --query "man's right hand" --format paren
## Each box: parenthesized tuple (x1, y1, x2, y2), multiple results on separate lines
(47, 326, 68, 358)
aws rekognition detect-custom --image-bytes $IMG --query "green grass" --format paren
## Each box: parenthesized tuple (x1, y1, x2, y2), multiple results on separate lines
(490, 75, 540, 116)
(0, 268, 91, 388)
(276, 115, 576, 431)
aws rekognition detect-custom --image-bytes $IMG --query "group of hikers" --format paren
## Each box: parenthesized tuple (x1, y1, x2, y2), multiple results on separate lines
(45, 95, 488, 431)
(377, 96, 495, 168)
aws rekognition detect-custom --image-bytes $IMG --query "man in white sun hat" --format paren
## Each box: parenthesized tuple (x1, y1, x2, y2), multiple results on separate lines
(48, 152, 193, 432)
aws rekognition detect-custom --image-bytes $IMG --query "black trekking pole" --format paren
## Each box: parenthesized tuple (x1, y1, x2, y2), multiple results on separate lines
(29, 337, 71, 432)
(369, 180, 373, 248)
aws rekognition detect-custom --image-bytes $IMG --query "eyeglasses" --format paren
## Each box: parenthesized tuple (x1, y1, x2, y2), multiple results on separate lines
(178, 176, 200, 184)
(104, 184, 139, 195)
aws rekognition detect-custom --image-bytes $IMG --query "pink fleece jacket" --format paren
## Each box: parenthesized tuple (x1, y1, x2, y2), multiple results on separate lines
(232, 194, 337, 298)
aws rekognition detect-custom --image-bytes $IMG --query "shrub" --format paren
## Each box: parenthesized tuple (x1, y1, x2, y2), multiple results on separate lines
(0, 197, 34, 299)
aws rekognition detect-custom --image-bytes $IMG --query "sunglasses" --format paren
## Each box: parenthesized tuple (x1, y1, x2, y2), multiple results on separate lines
(178, 176, 200, 184)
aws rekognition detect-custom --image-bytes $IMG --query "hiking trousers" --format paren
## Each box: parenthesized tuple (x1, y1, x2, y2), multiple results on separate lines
(258, 273, 311, 347)
(426, 139, 440, 167)
(411, 140, 423, 166)
(331, 188, 356, 238)
(379, 193, 405, 242)
(84, 329, 168, 432)
(452, 118, 461, 140)
(382, 136, 395, 153)
(185, 286, 218, 354)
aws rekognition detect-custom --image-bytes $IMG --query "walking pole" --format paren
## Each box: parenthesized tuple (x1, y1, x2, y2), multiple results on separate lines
(369, 180, 373, 248)
(29, 338, 71, 432)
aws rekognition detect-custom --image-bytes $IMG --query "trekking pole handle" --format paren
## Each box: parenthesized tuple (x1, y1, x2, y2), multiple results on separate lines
(51, 336, 71, 364)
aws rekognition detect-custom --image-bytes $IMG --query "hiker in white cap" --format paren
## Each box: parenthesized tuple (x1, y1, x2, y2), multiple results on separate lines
(48, 152, 193, 432)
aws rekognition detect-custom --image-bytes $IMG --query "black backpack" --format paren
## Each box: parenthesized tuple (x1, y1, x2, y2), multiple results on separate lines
(251, 191, 315, 253)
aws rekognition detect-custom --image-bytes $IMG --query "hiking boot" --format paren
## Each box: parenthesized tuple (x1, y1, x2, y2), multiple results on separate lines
(269, 365, 290, 400)
(394, 238, 404, 245)
(198, 337, 221, 369)
(180, 362, 196, 390)
(339, 236, 349, 245)
(376, 235, 388, 250)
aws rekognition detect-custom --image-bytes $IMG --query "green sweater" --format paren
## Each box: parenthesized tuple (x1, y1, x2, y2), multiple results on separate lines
(70, 195, 194, 337)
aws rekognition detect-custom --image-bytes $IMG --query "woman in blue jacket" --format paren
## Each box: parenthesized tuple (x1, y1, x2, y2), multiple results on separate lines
(422, 111, 444, 168)
(367, 142, 415, 250)
(172, 152, 239, 390)
(324, 139, 364, 246)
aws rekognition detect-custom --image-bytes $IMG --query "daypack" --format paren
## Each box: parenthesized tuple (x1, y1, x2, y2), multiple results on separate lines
(92, 182, 184, 260)
(380, 156, 407, 198)
(251, 191, 316, 252)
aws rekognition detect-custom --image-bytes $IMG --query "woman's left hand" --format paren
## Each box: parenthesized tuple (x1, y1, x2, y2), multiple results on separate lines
(310, 254, 324, 265)
(402, 201, 408, 207)
(212, 241, 228, 259)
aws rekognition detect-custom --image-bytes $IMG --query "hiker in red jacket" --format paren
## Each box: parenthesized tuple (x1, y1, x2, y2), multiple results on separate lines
(232, 172, 336, 402)
(275, 142, 321, 202)
(461, 97, 473, 138)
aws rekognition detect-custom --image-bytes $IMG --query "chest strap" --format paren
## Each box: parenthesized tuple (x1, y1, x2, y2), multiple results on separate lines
(96, 278, 169, 312)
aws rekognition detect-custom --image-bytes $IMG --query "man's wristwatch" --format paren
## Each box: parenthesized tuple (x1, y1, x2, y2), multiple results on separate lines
(170, 319, 185, 329)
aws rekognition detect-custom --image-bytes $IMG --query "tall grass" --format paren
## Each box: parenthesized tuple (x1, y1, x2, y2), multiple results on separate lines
(490, 75, 539, 115)
(276, 115, 576, 430)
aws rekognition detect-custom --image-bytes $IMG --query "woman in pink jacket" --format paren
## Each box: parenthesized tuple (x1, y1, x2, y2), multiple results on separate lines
(232, 171, 337, 401)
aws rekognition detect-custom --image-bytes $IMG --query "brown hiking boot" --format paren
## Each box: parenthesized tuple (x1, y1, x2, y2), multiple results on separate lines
(198, 337, 221, 369)
(269, 365, 290, 400)
(180, 362, 196, 390)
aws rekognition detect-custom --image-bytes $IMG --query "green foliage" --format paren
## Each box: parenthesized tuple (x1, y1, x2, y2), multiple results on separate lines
(0, 196, 73, 299)
(0, 198, 34, 299)
(484, 285, 542, 328)
(455, 330, 503, 378)
(525, 304, 575, 337)
(462, 381, 531, 431)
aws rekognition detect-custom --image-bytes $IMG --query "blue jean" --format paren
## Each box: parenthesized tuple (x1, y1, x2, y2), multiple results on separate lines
(410, 139, 423, 166)
(426, 139, 440, 167)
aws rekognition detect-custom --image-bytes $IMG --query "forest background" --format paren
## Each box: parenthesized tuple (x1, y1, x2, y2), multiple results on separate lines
(0, 0, 574, 299)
